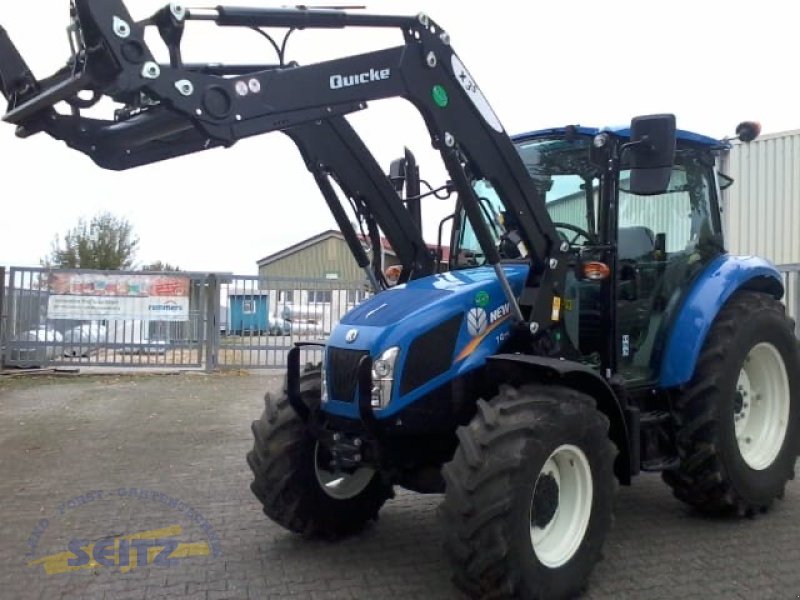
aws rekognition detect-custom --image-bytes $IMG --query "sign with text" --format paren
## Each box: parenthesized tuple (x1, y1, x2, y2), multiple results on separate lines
(47, 273, 190, 321)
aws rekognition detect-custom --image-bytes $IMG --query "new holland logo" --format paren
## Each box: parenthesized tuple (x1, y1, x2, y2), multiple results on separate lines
(466, 308, 488, 337)
(330, 68, 391, 90)
(345, 329, 359, 343)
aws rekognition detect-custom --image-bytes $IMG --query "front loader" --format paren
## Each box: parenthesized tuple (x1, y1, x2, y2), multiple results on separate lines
(2, 3, 798, 598)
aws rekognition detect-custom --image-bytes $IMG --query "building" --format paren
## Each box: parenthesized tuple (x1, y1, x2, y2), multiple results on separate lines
(256, 229, 400, 282)
(228, 290, 269, 335)
(720, 129, 800, 265)
(256, 230, 389, 334)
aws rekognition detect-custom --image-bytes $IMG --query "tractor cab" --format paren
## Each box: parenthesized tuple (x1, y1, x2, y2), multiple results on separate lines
(453, 125, 726, 384)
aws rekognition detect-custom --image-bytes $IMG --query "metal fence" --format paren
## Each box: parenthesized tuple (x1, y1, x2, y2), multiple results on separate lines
(2, 264, 798, 372)
(215, 274, 371, 370)
(1, 267, 208, 369)
(0, 267, 370, 371)
(777, 265, 800, 335)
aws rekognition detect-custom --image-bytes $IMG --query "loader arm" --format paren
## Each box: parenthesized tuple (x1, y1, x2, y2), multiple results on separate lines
(0, 0, 570, 336)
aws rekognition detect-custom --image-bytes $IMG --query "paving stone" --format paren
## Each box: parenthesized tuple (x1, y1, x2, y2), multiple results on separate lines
(2, 374, 800, 599)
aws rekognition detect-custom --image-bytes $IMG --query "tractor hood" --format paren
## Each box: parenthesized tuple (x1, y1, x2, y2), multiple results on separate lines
(324, 264, 529, 419)
(339, 264, 528, 331)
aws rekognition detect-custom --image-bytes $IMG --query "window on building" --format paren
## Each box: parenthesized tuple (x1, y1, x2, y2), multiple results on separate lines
(347, 289, 367, 304)
(308, 290, 333, 304)
(278, 290, 294, 303)
(242, 300, 257, 314)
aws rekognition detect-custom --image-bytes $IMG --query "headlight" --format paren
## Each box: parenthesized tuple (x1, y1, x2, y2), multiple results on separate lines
(373, 359, 392, 378)
(370, 346, 400, 409)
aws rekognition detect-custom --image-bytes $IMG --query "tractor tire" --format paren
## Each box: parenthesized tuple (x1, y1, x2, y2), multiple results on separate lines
(247, 367, 393, 538)
(440, 384, 617, 600)
(663, 291, 800, 515)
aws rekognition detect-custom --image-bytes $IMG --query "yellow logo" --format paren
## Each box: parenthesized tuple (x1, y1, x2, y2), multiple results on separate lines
(28, 525, 210, 575)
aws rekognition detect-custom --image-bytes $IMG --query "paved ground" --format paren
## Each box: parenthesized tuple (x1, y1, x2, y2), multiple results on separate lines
(1, 373, 799, 599)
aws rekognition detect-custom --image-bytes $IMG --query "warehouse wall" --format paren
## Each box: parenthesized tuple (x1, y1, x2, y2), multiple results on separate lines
(720, 129, 800, 265)
(259, 237, 363, 281)
(547, 176, 694, 254)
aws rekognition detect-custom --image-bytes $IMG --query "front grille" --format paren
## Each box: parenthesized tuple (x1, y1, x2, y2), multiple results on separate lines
(327, 348, 369, 403)
(400, 314, 462, 395)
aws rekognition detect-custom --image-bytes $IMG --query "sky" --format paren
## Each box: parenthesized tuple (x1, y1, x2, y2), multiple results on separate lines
(1, 0, 799, 275)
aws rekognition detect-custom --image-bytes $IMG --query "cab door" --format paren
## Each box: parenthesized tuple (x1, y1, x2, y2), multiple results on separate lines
(615, 153, 723, 383)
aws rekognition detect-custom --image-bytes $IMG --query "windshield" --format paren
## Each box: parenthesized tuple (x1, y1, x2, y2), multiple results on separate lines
(455, 136, 599, 267)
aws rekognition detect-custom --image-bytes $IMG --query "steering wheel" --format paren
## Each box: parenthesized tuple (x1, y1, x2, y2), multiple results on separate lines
(553, 222, 594, 248)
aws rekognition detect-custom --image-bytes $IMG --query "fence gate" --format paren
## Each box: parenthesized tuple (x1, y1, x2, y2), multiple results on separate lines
(215, 275, 370, 370)
(0, 267, 372, 371)
(1, 267, 209, 369)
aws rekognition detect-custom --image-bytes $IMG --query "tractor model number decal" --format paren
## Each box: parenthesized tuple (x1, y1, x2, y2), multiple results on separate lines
(468, 302, 510, 337)
(457, 303, 512, 362)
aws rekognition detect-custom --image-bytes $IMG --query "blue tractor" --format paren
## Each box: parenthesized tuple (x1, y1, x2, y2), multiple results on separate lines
(1, 3, 797, 597)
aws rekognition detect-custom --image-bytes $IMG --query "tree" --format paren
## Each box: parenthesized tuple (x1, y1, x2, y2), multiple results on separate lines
(44, 212, 139, 270)
(141, 260, 180, 272)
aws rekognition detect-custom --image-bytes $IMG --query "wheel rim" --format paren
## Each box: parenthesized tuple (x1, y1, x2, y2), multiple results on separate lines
(734, 342, 790, 470)
(529, 444, 593, 568)
(314, 442, 375, 500)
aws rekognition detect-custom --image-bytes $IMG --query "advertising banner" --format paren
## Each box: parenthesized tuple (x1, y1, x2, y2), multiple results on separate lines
(46, 273, 190, 321)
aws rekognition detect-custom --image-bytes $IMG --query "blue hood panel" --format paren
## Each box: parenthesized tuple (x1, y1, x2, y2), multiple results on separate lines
(341, 288, 452, 326)
(324, 265, 529, 420)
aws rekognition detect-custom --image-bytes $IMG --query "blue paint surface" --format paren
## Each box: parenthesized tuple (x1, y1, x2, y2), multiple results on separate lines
(323, 265, 528, 420)
(513, 125, 721, 147)
(658, 255, 783, 388)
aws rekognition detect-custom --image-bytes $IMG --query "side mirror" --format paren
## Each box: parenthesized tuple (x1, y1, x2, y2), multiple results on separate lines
(735, 121, 761, 143)
(718, 172, 735, 191)
(627, 114, 677, 196)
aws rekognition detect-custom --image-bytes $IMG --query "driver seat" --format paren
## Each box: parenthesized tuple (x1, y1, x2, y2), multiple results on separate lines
(618, 226, 656, 261)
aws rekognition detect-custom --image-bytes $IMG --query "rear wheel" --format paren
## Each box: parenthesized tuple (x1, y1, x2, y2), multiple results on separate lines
(440, 384, 616, 599)
(247, 368, 393, 537)
(663, 291, 800, 515)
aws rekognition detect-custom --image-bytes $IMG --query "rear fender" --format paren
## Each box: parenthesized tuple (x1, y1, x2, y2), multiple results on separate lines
(658, 255, 783, 389)
(487, 355, 633, 484)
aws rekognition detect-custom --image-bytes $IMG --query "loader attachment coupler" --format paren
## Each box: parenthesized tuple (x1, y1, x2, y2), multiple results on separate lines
(0, 2, 415, 169)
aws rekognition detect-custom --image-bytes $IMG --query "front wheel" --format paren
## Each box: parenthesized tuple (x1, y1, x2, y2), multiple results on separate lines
(247, 368, 393, 537)
(440, 384, 617, 599)
(663, 291, 800, 515)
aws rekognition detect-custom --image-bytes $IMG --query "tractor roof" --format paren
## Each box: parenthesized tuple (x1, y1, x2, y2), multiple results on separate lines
(514, 126, 720, 148)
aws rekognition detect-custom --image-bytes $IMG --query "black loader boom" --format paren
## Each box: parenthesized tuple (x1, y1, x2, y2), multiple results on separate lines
(0, 0, 569, 336)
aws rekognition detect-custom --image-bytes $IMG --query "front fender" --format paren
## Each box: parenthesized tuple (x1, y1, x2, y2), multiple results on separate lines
(658, 255, 783, 389)
(487, 355, 634, 484)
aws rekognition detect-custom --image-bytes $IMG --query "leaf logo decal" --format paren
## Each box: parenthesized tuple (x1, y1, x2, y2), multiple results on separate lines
(466, 308, 488, 337)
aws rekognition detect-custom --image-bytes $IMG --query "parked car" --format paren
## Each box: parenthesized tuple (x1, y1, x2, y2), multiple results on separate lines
(287, 319, 326, 336)
(62, 323, 107, 357)
(280, 305, 327, 336)
(267, 315, 291, 336)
